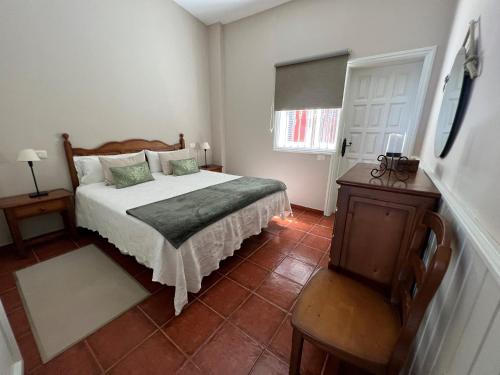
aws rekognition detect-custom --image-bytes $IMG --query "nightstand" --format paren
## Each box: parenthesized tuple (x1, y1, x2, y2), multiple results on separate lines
(200, 164, 223, 173)
(0, 189, 76, 257)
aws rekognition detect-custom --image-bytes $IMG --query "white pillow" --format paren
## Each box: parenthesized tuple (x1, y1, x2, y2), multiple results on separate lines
(145, 150, 162, 173)
(73, 156, 104, 185)
(98, 151, 146, 185)
(159, 149, 191, 175)
(73, 156, 87, 180)
(146, 149, 192, 173)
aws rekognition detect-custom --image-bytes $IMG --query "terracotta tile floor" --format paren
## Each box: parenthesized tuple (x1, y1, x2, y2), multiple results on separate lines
(0, 209, 366, 374)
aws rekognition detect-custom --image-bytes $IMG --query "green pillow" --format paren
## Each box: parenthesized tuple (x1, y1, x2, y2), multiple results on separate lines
(169, 158, 200, 176)
(109, 161, 154, 189)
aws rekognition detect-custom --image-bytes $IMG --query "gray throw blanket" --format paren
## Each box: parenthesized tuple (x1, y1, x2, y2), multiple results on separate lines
(126, 176, 287, 248)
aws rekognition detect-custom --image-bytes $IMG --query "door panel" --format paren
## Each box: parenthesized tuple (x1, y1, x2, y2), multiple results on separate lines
(339, 60, 423, 176)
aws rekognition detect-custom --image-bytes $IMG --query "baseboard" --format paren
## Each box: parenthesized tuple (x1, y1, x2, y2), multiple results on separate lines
(0, 204, 327, 251)
(290, 203, 324, 215)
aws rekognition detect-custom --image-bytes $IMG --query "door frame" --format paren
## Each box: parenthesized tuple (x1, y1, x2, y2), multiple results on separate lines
(323, 46, 437, 215)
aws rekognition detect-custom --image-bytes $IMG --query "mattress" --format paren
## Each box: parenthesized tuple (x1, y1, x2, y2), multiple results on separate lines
(76, 170, 291, 314)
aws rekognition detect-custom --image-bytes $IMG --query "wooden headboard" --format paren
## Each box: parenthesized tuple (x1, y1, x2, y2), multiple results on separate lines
(62, 133, 185, 191)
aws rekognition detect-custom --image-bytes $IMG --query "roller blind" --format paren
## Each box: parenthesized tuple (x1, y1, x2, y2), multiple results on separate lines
(274, 52, 349, 111)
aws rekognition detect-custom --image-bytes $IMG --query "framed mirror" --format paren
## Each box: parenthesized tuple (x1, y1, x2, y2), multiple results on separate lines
(434, 48, 467, 157)
(434, 20, 479, 157)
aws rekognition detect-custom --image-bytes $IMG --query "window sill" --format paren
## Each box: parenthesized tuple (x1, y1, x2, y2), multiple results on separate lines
(273, 147, 336, 156)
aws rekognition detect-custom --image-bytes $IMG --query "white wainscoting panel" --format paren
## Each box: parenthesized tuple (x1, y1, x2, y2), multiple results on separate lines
(406, 169, 500, 375)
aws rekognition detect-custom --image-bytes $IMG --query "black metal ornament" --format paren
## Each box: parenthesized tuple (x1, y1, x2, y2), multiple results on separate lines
(370, 154, 410, 182)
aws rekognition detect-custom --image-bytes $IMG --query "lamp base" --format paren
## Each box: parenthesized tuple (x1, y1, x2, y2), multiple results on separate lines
(29, 191, 49, 198)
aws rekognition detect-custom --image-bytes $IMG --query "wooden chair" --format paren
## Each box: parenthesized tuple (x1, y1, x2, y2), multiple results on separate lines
(290, 211, 451, 374)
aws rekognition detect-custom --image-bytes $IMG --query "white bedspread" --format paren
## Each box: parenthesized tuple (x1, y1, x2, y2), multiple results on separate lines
(76, 170, 291, 314)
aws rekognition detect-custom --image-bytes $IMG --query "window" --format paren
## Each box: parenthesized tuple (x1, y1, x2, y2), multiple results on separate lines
(272, 51, 349, 154)
(273, 108, 341, 153)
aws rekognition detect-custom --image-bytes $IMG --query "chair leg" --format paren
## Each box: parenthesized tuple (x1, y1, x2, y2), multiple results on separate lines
(290, 328, 304, 375)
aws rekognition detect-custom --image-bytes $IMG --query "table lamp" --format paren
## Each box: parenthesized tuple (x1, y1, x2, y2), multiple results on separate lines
(385, 133, 404, 157)
(17, 149, 48, 198)
(201, 142, 210, 167)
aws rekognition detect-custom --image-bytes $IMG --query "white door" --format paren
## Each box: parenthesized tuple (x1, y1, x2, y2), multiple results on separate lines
(338, 60, 423, 176)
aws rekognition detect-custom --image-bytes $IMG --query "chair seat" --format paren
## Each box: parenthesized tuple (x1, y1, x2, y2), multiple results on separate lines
(292, 269, 401, 368)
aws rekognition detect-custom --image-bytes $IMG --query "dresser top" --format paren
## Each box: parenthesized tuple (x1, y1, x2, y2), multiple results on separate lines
(337, 163, 440, 198)
(0, 189, 72, 209)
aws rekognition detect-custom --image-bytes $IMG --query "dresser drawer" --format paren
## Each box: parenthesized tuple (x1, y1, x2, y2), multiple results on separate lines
(13, 199, 67, 219)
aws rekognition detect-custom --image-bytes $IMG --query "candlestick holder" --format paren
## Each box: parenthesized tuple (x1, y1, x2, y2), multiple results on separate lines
(370, 154, 410, 182)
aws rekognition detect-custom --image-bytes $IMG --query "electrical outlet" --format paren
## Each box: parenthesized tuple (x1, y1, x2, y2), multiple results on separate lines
(316, 154, 326, 161)
(35, 150, 48, 159)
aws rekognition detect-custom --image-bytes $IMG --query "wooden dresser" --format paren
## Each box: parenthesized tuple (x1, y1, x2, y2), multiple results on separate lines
(331, 163, 440, 301)
(200, 164, 223, 173)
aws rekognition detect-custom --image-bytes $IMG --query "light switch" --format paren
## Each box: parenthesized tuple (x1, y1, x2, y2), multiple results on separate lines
(35, 150, 48, 159)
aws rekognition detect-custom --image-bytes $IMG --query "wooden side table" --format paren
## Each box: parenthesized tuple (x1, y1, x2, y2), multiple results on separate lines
(0, 189, 76, 257)
(200, 164, 223, 173)
(331, 163, 440, 302)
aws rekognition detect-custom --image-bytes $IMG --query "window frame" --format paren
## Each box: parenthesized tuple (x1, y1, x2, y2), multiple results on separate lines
(272, 107, 342, 155)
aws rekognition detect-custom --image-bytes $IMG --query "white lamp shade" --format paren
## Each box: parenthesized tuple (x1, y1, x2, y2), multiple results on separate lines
(17, 149, 40, 162)
(201, 142, 211, 150)
(385, 133, 405, 155)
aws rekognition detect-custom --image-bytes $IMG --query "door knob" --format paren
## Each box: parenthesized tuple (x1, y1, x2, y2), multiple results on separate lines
(341, 138, 352, 157)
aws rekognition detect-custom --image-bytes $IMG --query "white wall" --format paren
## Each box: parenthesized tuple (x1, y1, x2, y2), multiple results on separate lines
(409, 0, 500, 373)
(0, 0, 211, 245)
(419, 0, 500, 245)
(220, 0, 458, 210)
(208, 23, 226, 166)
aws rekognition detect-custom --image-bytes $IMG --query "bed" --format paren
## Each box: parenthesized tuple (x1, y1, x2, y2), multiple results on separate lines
(62, 133, 291, 314)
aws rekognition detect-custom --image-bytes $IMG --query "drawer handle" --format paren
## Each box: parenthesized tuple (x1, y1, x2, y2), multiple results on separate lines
(39, 207, 46, 212)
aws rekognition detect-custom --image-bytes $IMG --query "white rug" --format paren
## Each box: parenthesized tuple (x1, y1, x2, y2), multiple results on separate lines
(16, 244, 150, 362)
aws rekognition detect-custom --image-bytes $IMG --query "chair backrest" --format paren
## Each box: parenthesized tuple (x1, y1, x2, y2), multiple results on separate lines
(388, 211, 451, 373)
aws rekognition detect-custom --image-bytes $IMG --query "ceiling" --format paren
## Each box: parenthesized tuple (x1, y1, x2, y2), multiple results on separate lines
(173, 0, 294, 25)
